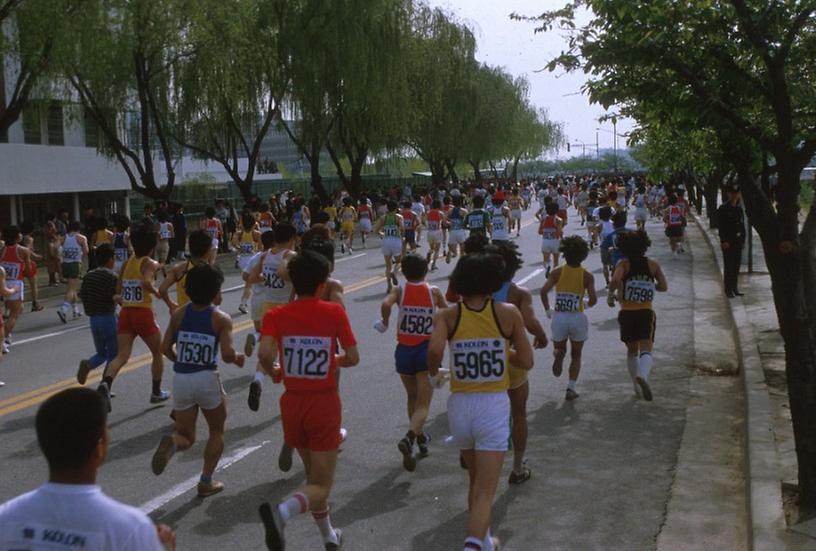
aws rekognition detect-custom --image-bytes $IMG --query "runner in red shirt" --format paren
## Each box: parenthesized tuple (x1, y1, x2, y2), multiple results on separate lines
(258, 250, 359, 551)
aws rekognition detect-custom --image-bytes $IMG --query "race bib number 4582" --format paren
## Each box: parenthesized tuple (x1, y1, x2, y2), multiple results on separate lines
(283, 336, 331, 379)
(450, 338, 506, 383)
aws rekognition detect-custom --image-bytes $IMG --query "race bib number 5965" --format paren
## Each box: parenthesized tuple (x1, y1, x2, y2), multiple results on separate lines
(450, 339, 506, 383)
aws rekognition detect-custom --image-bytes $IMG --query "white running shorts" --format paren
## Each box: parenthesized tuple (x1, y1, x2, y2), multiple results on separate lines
(635, 207, 648, 222)
(541, 239, 561, 254)
(448, 229, 466, 245)
(447, 392, 510, 452)
(381, 237, 402, 258)
(427, 230, 443, 245)
(173, 370, 224, 411)
(551, 311, 589, 342)
(360, 218, 372, 233)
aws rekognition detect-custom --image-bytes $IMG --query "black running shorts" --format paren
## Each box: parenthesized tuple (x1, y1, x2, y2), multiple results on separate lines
(618, 309, 656, 343)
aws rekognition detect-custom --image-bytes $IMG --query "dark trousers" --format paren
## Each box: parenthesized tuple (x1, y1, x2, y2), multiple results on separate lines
(723, 243, 743, 294)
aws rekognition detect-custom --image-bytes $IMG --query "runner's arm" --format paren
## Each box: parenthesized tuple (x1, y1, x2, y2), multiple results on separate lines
(608, 261, 627, 306)
(585, 271, 598, 307)
(158, 265, 180, 312)
(257, 335, 278, 377)
(161, 309, 183, 362)
(426, 310, 451, 378)
(141, 259, 160, 297)
(651, 260, 669, 292)
(432, 286, 448, 309)
(539, 269, 559, 312)
(0, 268, 13, 297)
(216, 311, 245, 367)
(380, 287, 401, 327)
(517, 287, 548, 348)
(500, 304, 534, 371)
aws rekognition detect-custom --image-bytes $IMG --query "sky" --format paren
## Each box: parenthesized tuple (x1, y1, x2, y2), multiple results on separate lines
(426, 0, 635, 158)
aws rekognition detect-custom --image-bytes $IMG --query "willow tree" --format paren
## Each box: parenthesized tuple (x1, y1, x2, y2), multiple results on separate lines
(405, 6, 477, 186)
(527, 0, 816, 507)
(64, 0, 191, 200)
(505, 105, 563, 182)
(173, 0, 289, 204)
(324, 0, 412, 197)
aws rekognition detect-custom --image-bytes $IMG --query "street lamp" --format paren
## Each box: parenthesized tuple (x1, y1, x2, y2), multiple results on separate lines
(597, 119, 629, 173)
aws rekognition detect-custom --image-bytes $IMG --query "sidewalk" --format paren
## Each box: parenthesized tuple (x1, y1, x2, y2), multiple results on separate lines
(693, 211, 814, 549)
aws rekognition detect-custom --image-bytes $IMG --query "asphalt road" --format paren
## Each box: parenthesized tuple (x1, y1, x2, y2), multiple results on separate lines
(0, 206, 695, 550)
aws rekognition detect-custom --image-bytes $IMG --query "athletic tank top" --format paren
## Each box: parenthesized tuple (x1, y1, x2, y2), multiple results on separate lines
(158, 222, 172, 240)
(635, 194, 646, 208)
(62, 234, 82, 264)
(205, 219, 220, 239)
(427, 210, 443, 232)
(539, 215, 558, 240)
(0, 245, 23, 281)
(509, 198, 521, 210)
(176, 260, 194, 307)
(397, 282, 435, 346)
(449, 208, 463, 231)
(358, 205, 371, 220)
(466, 210, 489, 234)
(293, 210, 305, 232)
(383, 213, 400, 238)
(491, 209, 508, 240)
(121, 256, 151, 308)
(402, 210, 415, 230)
(621, 257, 656, 311)
(173, 305, 219, 374)
(340, 207, 355, 223)
(554, 265, 586, 313)
(449, 300, 510, 393)
(493, 281, 511, 304)
(95, 229, 112, 244)
(667, 205, 683, 227)
(238, 231, 256, 256)
(259, 212, 274, 233)
(113, 232, 129, 263)
(262, 249, 292, 305)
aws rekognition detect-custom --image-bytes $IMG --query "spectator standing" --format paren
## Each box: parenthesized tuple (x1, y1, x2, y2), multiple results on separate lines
(717, 185, 746, 298)
(172, 204, 187, 260)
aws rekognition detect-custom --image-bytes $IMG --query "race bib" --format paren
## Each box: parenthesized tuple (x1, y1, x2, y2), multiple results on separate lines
(397, 306, 433, 337)
(176, 331, 217, 366)
(160, 229, 171, 239)
(1, 521, 103, 550)
(1, 261, 20, 281)
(263, 266, 286, 289)
(121, 279, 144, 304)
(62, 247, 80, 261)
(555, 292, 581, 313)
(493, 218, 505, 231)
(282, 336, 331, 379)
(240, 242, 254, 255)
(384, 226, 400, 238)
(468, 216, 484, 229)
(428, 220, 440, 231)
(450, 339, 506, 383)
(542, 229, 557, 240)
(624, 279, 655, 303)
(114, 248, 128, 262)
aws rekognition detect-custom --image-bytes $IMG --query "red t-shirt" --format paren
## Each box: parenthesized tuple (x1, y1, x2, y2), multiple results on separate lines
(261, 297, 356, 392)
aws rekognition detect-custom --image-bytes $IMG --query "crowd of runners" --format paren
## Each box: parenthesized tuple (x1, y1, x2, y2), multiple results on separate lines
(0, 174, 693, 550)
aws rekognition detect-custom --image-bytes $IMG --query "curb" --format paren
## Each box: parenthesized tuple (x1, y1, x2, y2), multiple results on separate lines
(692, 212, 787, 550)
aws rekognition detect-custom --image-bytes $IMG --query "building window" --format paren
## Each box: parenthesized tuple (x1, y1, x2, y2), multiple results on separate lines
(84, 107, 99, 148)
(0, 55, 6, 143)
(22, 104, 42, 144)
(47, 102, 64, 145)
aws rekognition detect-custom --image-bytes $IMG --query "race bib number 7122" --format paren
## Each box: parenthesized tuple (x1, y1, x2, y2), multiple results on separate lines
(283, 336, 331, 379)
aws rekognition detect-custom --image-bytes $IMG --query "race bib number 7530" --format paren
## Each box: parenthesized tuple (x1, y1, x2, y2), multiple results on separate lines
(283, 336, 331, 379)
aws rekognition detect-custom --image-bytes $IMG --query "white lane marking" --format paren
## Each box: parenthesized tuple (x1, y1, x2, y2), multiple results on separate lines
(516, 268, 544, 286)
(12, 324, 90, 346)
(335, 253, 367, 264)
(223, 283, 244, 293)
(140, 440, 270, 514)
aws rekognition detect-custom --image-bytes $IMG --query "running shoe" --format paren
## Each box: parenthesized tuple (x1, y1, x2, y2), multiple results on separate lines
(1, 342, 8, 355)
(0, 381, 5, 387)
(259, 502, 286, 551)
(348, 247, 353, 255)
(150, 390, 171, 404)
(151, 435, 175, 475)
(72, 311, 82, 319)
(77, 359, 92, 385)
(636, 376, 653, 401)
(248, 380, 262, 411)
(508, 463, 531, 485)
(97, 382, 112, 412)
(565, 388, 579, 401)
(545, 265, 551, 278)
(244, 333, 256, 357)
(339, 427, 348, 443)
(340, 243, 345, 254)
(197, 480, 225, 497)
(238, 302, 248, 315)
(325, 528, 343, 550)
(57, 309, 67, 324)
(390, 272, 398, 287)
(552, 351, 565, 377)
(398, 437, 416, 472)
(417, 433, 430, 458)
(278, 443, 293, 472)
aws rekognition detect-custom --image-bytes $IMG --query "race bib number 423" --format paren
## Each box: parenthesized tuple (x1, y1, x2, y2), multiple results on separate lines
(283, 336, 331, 379)
(450, 339, 506, 383)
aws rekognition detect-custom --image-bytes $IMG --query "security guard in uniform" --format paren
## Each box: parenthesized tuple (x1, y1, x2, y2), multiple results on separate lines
(717, 185, 745, 298)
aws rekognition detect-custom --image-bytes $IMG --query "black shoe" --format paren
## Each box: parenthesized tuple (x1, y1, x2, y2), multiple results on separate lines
(259, 502, 285, 551)
(398, 437, 416, 472)
(97, 382, 112, 412)
(248, 381, 262, 412)
(726, 292, 736, 298)
(417, 433, 430, 458)
(733, 291, 745, 297)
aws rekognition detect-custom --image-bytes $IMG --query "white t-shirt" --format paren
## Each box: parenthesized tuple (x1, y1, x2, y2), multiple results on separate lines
(0, 483, 163, 551)
(244, 251, 265, 294)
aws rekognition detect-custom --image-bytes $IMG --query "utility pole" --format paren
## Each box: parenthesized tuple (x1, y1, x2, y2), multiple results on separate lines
(612, 116, 618, 173)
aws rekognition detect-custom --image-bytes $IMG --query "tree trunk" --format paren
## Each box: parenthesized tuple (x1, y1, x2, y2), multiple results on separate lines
(469, 160, 482, 181)
(511, 156, 521, 182)
(430, 159, 446, 188)
(704, 172, 724, 229)
(444, 159, 459, 184)
(308, 142, 328, 203)
(348, 157, 365, 198)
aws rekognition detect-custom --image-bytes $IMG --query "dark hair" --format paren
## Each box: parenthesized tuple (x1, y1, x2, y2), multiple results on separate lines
(260, 230, 276, 249)
(301, 237, 335, 266)
(36, 388, 107, 472)
(617, 229, 651, 259)
(2, 225, 20, 245)
(486, 241, 523, 281)
(431, 200, 441, 210)
(156, 211, 168, 223)
(387, 200, 398, 212)
(667, 194, 678, 205)
(612, 210, 628, 228)
(19, 220, 34, 235)
(608, 190, 618, 201)
(598, 206, 613, 221)
(188, 229, 212, 258)
(205, 207, 216, 218)
(472, 195, 485, 209)
(114, 215, 130, 233)
(273, 221, 296, 244)
(95, 243, 115, 265)
(559, 236, 589, 266)
(129, 224, 157, 257)
(450, 253, 505, 297)
(288, 250, 330, 296)
(463, 233, 489, 254)
(241, 213, 256, 230)
(545, 202, 559, 216)
(301, 227, 331, 248)
(312, 210, 330, 225)
(401, 253, 428, 281)
(185, 264, 224, 305)
(68, 220, 81, 232)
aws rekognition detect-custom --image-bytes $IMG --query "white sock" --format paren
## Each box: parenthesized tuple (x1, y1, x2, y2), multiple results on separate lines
(277, 492, 308, 523)
(255, 331, 261, 342)
(483, 530, 495, 551)
(311, 509, 339, 545)
(464, 537, 483, 551)
(567, 379, 577, 391)
(254, 371, 264, 384)
(626, 354, 638, 383)
(638, 352, 653, 380)
(61, 302, 70, 312)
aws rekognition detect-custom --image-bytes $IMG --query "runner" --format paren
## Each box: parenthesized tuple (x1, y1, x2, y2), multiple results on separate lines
(96, 224, 170, 411)
(151, 264, 246, 497)
(246, 222, 297, 411)
(241, 230, 277, 361)
(76, 244, 120, 386)
(538, 202, 563, 278)
(357, 197, 373, 248)
(19, 221, 43, 312)
(338, 197, 356, 254)
(631, 185, 649, 231)
(232, 213, 261, 314)
(0, 264, 15, 370)
(258, 203, 277, 235)
(155, 211, 174, 276)
(373, 201, 404, 293)
(202, 207, 223, 265)
(663, 194, 685, 256)
(377, 253, 447, 472)
(159, 230, 213, 315)
(575, 184, 590, 226)
(425, 200, 445, 271)
(540, 236, 597, 401)
(427, 253, 534, 551)
(464, 195, 491, 239)
(585, 191, 600, 249)
(257, 250, 359, 551)
(489, 241, 548, 484)
(112, 216, 131, 274)
(445, 196, 468, 264)
(556, 188, 570, 225)
(411, 195, 426, 247)
(489, 199, 511, 243)
(0, 227, 32, 351)
(508, 189, 523, 236)
(597, 206, 615, 286)
(607, 230, 668, 401)
(57, 221, 88, 324)
(401, 200, 419, 256)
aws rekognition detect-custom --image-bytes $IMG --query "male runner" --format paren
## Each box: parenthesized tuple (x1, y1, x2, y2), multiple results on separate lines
(152, 264, 245, 497)
(427, 253, 533, 551)
(538, 202, 563, 277)
(202, 207, 223, 264)
(155, 211, 174, 274)
(77, 244, 120, 385)
(338, 197, 356, 254)
(401, 200, 419, 256)
(446, 196, 468, 264)
(585, 191, 600, 248)
(232, 213, 261, 314)
(19, 221, 43, 312)
(540, 236, 597, 400)
(464, 195, 491, 239)
(96, 224, 170, 411)
(508, 189, 523, 236)
(357, 197, 373, 248)
(0, 265, 15, 374)
(425, 200, 445, 271)
(57, 221, 88, 324)
(112, 216, 131, 274)
(373, 201, 404, 293)
(258, 251, 359, 551)
(663, 194, 685, 256)
(608, 230, 668, 400)
(378, 254, 447, 472)
(489, 200, 511, 243)
(631, 185, 649, 231)
(0, 226, 32, 350)
(159, 230, 213, 315)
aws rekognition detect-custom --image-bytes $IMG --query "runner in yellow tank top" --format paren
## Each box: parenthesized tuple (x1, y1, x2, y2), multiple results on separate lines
(428, 253, 533, 551)
(541, 236, 597, 401)
(159, 230, 213, 314)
